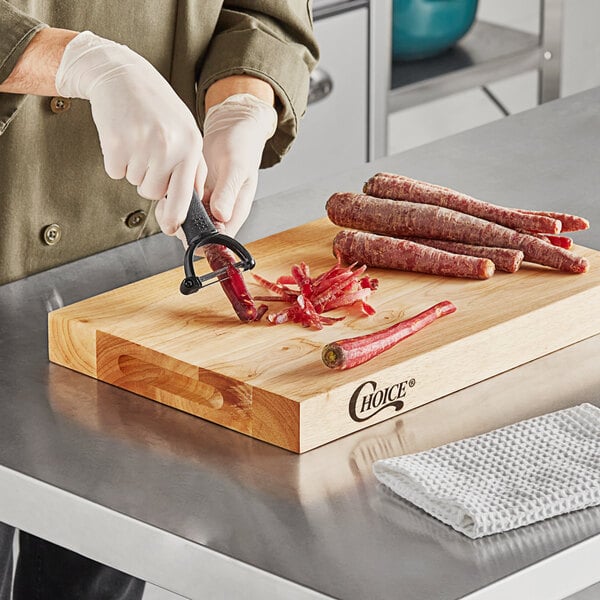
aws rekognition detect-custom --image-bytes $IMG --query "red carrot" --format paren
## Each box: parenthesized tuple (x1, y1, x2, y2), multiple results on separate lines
(401, 237, 524, 273)
(203, 245, 258, 322)
(516, 209, 589, 233)
(322, 301, 456, 370)
(364, 173, 562, 234)
(326, 193, 589, 273)
(333, 230, 495, 279)
(200, 200, 260, 322)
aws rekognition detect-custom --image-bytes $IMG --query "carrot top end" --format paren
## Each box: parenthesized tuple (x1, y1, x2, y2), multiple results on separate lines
(322, 344, 345, 369)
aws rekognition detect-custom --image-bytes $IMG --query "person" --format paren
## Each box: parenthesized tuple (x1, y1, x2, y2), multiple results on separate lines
(0, 1, 318, 598)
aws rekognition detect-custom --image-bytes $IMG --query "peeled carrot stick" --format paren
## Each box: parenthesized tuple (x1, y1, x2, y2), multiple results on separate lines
(322, 301, 456, 370)
(326, 193, 589, 273)
(364, 173, 562, 234)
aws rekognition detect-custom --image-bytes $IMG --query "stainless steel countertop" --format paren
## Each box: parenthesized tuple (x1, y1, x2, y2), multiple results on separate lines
(1, 88, 600, 600)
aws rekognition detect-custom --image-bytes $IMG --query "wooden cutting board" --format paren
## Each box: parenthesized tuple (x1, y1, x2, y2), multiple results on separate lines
(48, 218, 600, 452)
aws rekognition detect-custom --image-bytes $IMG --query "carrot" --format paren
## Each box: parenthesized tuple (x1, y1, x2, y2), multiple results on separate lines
(516, 209, 589, 233)
(199, 200, 260, 322)
(364, 173, 562, 234)
(326, 193, 589, 273)
(204, 245, 258, 321)
(322, 301, 456, 370)
(400, 237, 524, 273)
(333, 230, 495, 279)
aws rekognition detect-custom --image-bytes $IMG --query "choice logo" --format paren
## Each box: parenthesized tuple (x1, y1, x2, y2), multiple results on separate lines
(348, 378, 416, 422)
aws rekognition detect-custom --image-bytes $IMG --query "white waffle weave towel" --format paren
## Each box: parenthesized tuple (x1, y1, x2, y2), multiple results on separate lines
(372, 403, 600, 539)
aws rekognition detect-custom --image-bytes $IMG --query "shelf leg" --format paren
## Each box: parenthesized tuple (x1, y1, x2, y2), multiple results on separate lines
(539, 0, 564, 103)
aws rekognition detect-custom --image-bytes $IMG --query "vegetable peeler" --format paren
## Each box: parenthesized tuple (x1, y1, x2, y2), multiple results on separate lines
(179, 189, 255, 295)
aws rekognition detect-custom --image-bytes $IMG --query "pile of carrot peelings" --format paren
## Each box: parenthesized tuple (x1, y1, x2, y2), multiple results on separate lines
(252, 254, 378, 330)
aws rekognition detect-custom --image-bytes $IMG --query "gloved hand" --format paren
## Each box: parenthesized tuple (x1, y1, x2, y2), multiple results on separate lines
(201, 93, 278, 237)
(55, 31, 206, 235)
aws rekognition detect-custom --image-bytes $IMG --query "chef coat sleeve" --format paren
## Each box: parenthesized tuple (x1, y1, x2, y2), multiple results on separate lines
(0, 1, 47, 134)
(196, 1, 319, 168)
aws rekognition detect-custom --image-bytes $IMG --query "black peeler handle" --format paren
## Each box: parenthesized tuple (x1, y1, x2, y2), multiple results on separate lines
(179, 189, 255, 295)
(181, 188, 218, 245)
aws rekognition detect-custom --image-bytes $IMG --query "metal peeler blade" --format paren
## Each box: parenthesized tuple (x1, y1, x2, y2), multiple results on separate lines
(179, 189, 255, 295)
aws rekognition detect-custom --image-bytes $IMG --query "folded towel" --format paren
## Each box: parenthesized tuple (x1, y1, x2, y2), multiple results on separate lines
(372, 403, 600, 539)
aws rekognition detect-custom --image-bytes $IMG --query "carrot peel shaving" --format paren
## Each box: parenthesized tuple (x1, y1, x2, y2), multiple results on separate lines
(253, 256, 378, 330)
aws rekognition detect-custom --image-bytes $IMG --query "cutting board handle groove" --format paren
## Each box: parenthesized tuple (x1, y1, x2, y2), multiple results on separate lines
(117, 354, 224, 409)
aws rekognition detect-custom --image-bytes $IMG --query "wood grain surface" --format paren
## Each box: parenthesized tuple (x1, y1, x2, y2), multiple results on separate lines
(48, 218, 600, 452)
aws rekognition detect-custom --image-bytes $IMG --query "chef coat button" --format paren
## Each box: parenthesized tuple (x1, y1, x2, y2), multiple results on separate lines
(125, 210, 147, 228)
(42, 224, 62, 246)
(50, 97, 71, 113)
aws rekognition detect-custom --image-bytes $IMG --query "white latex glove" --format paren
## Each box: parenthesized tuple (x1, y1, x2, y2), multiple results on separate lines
(202, 93, 278, 237)
(55, 31, 206, 235)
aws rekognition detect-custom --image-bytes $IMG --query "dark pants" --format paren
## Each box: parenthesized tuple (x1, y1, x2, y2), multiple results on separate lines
(0, 523, 145, 600)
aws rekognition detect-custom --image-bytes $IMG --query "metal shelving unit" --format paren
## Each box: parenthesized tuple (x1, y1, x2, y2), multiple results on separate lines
(368, 0, 564, 160)
(389, 21, 541, 112)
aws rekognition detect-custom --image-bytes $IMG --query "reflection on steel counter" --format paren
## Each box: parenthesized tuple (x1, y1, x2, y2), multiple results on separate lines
(48, 334, 600, 506)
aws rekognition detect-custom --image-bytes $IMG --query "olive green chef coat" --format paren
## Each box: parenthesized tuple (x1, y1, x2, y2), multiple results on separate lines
(0, 0, 318, 285)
